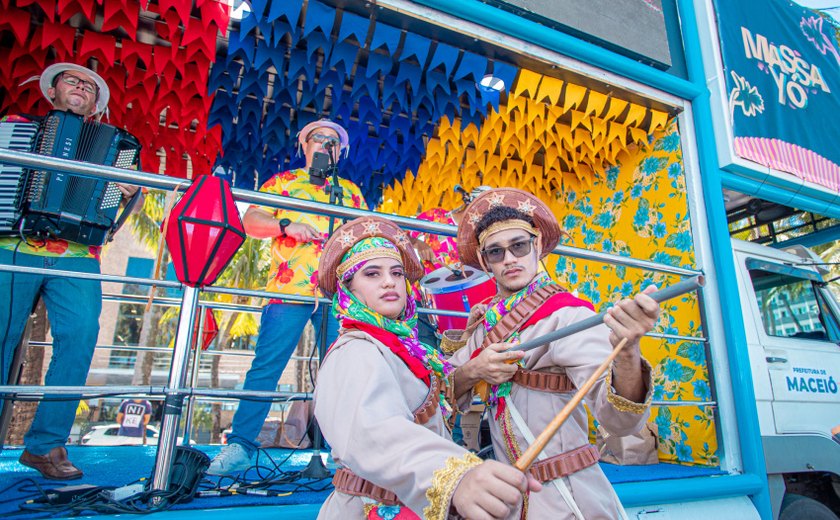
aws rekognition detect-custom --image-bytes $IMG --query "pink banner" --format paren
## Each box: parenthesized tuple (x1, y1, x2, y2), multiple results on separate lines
(734, 137, 840, 193)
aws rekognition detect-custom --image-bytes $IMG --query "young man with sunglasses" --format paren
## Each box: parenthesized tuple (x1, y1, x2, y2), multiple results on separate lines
(0, 62, 140, 479)
(447, 188, 661, 518)
(209, 119, 368, 475)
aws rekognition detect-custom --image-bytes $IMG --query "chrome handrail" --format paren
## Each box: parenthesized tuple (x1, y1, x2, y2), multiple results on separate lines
(0, 263, 182, 288)
(0, 385, 717, 408)
(0, 385, 311, 401)
(0, 263, 467, 317)
(28, 341, 314, 362)
(0, 148, 701, 276)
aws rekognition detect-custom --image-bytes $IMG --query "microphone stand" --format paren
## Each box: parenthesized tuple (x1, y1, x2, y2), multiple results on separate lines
(302, 143, 343, 480)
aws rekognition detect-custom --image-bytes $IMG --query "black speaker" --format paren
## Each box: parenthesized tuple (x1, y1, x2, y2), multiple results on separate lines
(150, 446, 210, 505)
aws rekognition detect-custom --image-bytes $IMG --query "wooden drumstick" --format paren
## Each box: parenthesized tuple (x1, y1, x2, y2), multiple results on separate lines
(514, 337, 629, 472)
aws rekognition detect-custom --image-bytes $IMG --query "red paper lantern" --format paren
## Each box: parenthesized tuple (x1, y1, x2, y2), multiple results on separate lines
(192, 308, 219, 350)
(164, 175, 245, 287)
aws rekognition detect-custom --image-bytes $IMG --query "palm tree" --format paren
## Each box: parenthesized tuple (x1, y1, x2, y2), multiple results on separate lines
(156, 235, 269, 442)
(4, 300, 48, 445)
(203, 235, 270, 442)
(126, 190, 172, 385)
(812, 240, 840, 301)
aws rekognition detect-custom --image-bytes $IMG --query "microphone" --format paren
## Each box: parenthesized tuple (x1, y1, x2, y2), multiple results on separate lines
(454, 184, 470, 203)
(323, 140, 336, 151)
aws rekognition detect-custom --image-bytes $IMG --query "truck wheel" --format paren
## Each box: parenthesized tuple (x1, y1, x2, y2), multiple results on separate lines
(780, 494, 839, 520)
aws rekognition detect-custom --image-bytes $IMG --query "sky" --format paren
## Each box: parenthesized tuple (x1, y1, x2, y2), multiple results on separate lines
(794, 0, 840, 24)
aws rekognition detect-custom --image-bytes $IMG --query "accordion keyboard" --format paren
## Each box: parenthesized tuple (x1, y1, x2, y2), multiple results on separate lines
(0, 121, 39, 234)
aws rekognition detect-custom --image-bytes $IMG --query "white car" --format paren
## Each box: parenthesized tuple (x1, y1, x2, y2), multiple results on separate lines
(80, 424, 194, 446)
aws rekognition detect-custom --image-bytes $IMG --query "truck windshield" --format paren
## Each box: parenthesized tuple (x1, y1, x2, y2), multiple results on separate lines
(749, 269, 831, 341)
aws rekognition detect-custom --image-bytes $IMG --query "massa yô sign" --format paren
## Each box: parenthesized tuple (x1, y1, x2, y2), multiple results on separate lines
(713, 0, 840, 192)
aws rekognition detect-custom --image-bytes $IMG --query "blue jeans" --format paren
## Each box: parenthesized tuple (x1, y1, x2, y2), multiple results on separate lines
(0, 248, 100, 455)
(227, 302, 338, 456)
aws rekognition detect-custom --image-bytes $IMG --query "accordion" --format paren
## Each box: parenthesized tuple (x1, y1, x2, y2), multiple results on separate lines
(0, 110, 141, 245)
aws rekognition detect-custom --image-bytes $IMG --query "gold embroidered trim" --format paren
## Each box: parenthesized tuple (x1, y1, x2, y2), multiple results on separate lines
(442, 373, 460, 430)
(478, 220, 539, 246)
(440, 330, 467, 354)
(336, 248, 402, 278)
(498, 407, 529, 518)
(443, 373, 456, 409)
(362, 503, 375, 517)
(605, 356, 653, 414)
(424, 452, 482, 520)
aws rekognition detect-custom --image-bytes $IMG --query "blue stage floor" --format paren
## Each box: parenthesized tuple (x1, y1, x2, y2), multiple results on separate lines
(0, 445, 724, 519)
(0, 445, 335, 519)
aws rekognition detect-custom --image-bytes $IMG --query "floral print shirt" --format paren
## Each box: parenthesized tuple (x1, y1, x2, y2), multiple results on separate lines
(409, 207, 458, 274)
(0, 115, 100, 259)
(256, 168, 367, 298)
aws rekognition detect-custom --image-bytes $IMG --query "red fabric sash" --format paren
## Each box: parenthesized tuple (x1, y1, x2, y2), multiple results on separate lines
(520, 292, 594, 332)
(339, 320, 431, 387)
(473, 291, 594, 353)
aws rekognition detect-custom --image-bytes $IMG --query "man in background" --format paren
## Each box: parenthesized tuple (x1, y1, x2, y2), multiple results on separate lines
(116, 398, 152, 440)
(208, 119, 368, 475)
(410, 185, 492, 348)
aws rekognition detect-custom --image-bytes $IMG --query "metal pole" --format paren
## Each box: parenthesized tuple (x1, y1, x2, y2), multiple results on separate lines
(180, 306, 206, 445)
(0, 148, 703, 277)
(0, 385, 310, 401)
(0, 263, 182, 287)
(510, 275, 705, 353)
(151, 285, 199, 500)
(303, 152, 343, 480)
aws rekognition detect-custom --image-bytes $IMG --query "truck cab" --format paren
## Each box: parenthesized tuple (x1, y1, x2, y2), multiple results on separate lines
(732, 238, 840, 518)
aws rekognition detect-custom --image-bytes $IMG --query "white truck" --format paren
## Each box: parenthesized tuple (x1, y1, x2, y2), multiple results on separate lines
(732, 238, 840, 519)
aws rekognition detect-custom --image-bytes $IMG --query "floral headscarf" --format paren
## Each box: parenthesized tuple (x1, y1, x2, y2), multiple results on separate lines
(332, 238, 453, 417)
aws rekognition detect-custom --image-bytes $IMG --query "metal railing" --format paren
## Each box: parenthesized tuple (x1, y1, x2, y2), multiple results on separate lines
(0, 148, 703, 276)
(0, 149, 712, 495)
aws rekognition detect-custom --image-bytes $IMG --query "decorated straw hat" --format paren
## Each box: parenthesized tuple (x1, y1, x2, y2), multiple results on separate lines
(456, 188, 561, 269)
(39, 63, 110, 115)
(318, 216, 424, 297)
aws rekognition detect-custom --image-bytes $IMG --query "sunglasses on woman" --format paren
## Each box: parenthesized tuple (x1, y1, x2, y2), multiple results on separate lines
(481, 237, 535, 264)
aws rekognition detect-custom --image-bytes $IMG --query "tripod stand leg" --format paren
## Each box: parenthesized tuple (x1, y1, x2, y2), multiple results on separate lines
(302, 160, 345, 480)
(301, 302, 333, 480)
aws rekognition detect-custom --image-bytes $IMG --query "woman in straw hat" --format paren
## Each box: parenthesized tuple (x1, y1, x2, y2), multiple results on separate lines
(314, 216, 540, 520)
(448, 188, 661, 519)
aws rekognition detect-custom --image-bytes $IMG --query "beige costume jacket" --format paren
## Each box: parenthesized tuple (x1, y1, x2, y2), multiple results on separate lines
(315, 330, 480, 520)
(449, 305, 653, 519)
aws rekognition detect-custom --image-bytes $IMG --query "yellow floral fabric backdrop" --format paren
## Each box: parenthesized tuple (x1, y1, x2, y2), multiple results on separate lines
(382, 78, 718, 466)
(555, 121, 718, 467)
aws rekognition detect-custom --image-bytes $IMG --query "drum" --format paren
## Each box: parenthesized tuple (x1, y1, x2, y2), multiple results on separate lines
(420, 265, 496, 334)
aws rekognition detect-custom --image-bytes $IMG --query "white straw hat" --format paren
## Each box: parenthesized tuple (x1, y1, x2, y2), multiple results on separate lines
(38, 63, 109, 115)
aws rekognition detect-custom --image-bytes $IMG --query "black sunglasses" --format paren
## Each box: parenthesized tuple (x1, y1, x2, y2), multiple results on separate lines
(307, 133, 340, 145)
(481, 237, 535, 264)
